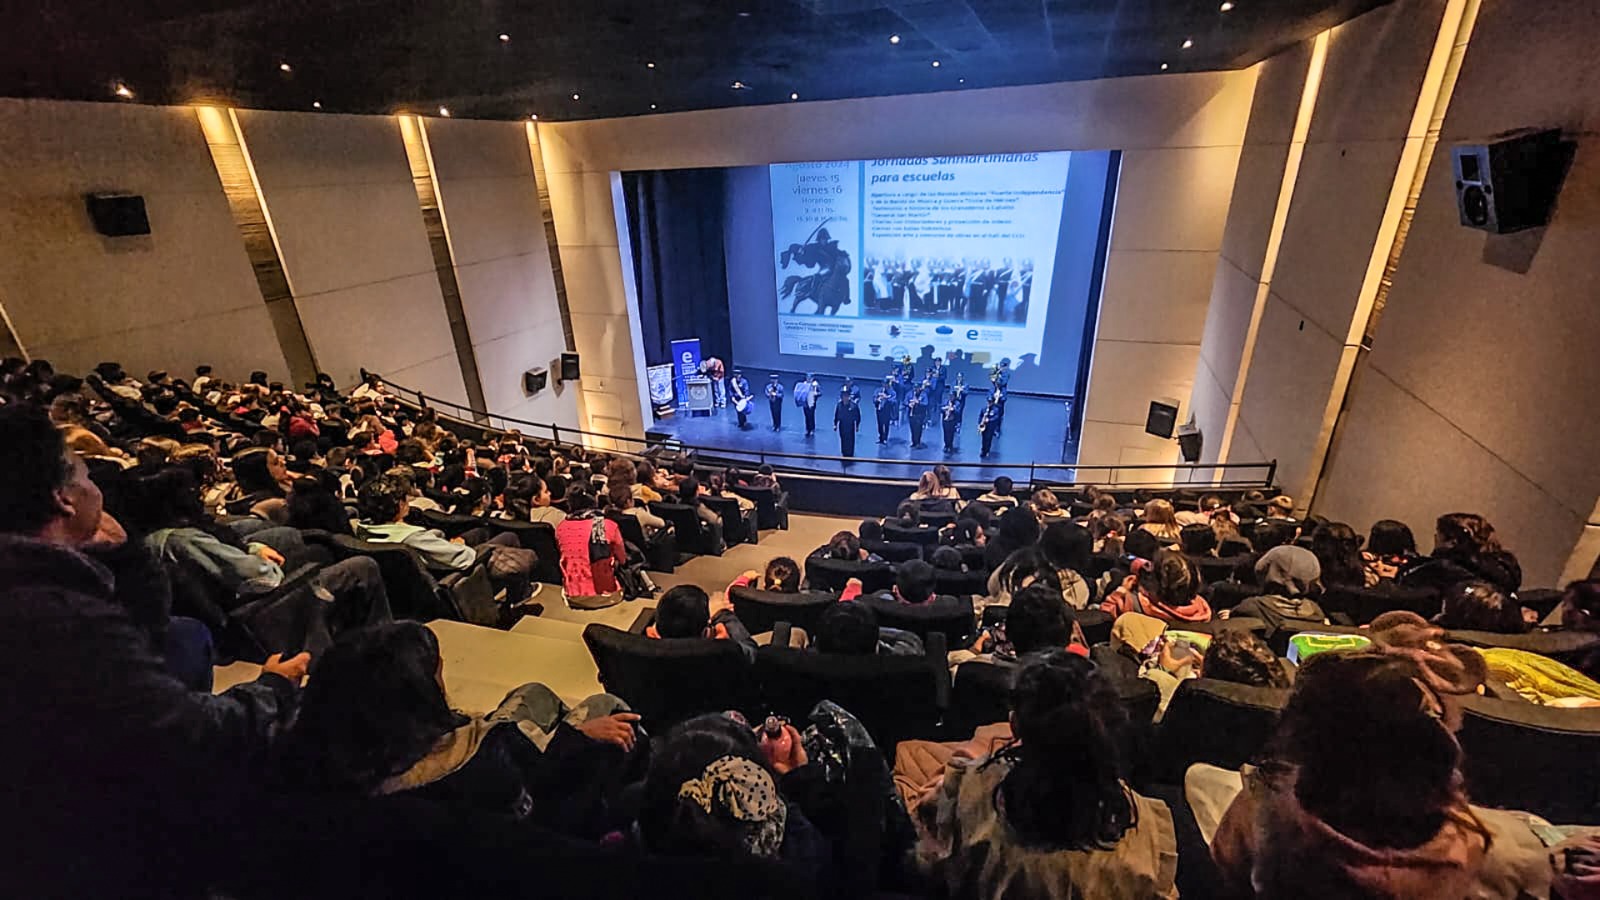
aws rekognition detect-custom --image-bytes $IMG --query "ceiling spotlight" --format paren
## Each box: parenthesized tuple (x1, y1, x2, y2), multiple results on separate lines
(572, 93, 580, 100)
(498, 33, 510, 42)
(1160, 62, 1169, 70)
(737, 10, 751, 16)
(438, 106, 451, 117)
(958, 78, 966, 84)
(279, 62, 292, 73)
(529, 113, 539, 120)
(112, 82, 134, 99)
(931, 60, 941, 67)
(889, 34, 901, 44)
(312, 100, 322, 109)
(790, 92, 799, 100)
(1219, 1, 1235, 9)
(731, 80, 747, 89)
(646, 61, 656, 69)
(650, 104, 658, 110)
(1181, 38, 1194, 49)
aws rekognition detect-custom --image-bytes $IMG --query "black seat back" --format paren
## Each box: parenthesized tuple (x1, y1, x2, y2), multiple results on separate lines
(933, 568, 989, 598)
(863, 540, 922, 563)
(1155, 679, 1289, 782)
(1447, 628, 1600, 668)
(882, 523, 938, 546)
(1320, 583, 1440, 625)
(485, 519, 562, 584)
(859, 594, 976, 649)
(407, 507, 483, 539)
(755, 636, 949, 751)
(732, 485, 786, 531)
(728, 585, 838, 637)
(805, 556, 894, 593)
(918, 511, 956, 530)
(701, 495, 756, 546)
(651, 502, 720, 556)
(582, 624, 755, 733)
(328, 535, 460, 621)
(1457, 695, 1600, 824)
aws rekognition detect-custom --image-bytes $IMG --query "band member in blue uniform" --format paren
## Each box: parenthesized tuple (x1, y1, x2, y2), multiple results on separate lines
(728, 369, 753, 430)
(874, 377, 897, 444)
(835, 394, 861, 458)
(908, 377, 930, 449)
(765, 373, 785, 431)
(941, 387, 962, 453)
(794, 373, 820, 437)
(978, 396, 998, 458)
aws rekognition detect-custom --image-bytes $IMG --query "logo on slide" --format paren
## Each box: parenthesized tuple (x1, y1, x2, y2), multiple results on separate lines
(966, 329, 979, 340)
(936, 326, 954, 335)
(835, 341, 856, 357)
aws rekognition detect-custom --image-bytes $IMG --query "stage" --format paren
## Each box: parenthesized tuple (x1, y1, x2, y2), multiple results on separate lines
(649, 373, 1079, 482)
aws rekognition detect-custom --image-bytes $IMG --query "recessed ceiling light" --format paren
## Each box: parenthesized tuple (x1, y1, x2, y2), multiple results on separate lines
(112, 82, 134, 99)
(650, 104, 658, 110)
(498, 33, 510, 42)
(438, 106, 451, 117)
(529, 113, 539, 120)
(278, 62, 292, 72)
(958, 78, 966, 84)
(1219, 1, 1235, 10)
(646, 61, 656, 69)
(731, 80, 747, 89)
(737, 10, 751, 16)
(889, 34, 901, 44)
(931, 60, 941, 67)
(1160, 62, 1169, 70)
(790, 92, 799, 100)
(312, 100, 322, 109)
(1181, 38, 1194, 49)
(572, 93, 580, 100)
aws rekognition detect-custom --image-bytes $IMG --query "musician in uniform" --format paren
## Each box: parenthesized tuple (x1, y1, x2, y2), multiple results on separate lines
(794, 373, 821, 437)
(908, 377, 930, 449)
(941, 386, 963, 453)
(728, 369, 753, 430)
(834, 394, 861, 459)
(978, 395, 999, 458)
(874, 377, 897, 444)
(765, 374, 785, 432)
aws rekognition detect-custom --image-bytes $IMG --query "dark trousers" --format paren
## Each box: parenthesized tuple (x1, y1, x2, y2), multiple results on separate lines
(910, 414, 926, 447)
(840, 428, 856, 457)
(315, 555, 394, 631)
(769, 399, 783, 429)
(803, 405, 816, 434)
(736, 406, 749, 428)
(876, 412, 891, 442)
(980, 427, 995, 456)
(459, 529, 534, 604)
(165, 615, 215, 691)
(943, 419, 958, 451)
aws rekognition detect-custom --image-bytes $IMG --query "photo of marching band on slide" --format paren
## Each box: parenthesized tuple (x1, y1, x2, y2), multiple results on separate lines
(861, 256, 1033, 324)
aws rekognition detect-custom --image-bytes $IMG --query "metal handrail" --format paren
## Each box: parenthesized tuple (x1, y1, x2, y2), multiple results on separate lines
(365, 370, 1277, 490)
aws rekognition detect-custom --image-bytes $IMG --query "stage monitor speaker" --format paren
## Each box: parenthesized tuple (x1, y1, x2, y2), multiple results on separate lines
(1177, 422, 1203, 463)
(1145, 399, 1180, 440)
(85, 193, 150, 236)
(558, 352, 581, 382)
(522, 367, 548, 394)
(1451, 128, 1565, 233)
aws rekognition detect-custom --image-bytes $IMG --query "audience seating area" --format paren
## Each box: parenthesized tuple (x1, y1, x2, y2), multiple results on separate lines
(8, 357, 1600, 899)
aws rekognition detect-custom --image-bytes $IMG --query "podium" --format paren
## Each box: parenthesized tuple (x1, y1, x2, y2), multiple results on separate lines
(685, 377, 713, 416)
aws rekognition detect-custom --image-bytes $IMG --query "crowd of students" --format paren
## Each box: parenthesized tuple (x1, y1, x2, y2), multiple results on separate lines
(6, 356, 1600, 898)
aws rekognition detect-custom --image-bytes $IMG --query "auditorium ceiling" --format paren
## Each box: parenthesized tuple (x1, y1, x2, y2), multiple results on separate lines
(6, 0, 1390, 120)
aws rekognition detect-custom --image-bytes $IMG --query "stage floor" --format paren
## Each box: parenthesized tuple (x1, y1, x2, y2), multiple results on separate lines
(649, 374, 1078, 481)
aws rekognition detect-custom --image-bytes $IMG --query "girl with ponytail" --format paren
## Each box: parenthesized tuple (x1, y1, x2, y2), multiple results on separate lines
(916, 650, 1180, 898)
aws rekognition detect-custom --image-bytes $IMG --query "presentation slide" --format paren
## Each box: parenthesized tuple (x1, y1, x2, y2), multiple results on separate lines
(769, 152, 1073, 366)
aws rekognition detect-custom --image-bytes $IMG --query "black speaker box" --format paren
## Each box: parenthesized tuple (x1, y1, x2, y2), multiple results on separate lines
(85, 193, 150, 236)
(1145, 400, 1179, 440)
(1177, 422, 1203, 463)
(523, 367, 548, 394)
(559, 352, 581, 382)
(1451, 128, 1566, 234)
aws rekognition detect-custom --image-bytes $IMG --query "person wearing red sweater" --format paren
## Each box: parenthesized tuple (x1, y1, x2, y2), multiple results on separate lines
(1099, 549, 1213, 623)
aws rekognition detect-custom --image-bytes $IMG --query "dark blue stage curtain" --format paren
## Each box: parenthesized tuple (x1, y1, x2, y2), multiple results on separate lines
(621, 169, 733, 367)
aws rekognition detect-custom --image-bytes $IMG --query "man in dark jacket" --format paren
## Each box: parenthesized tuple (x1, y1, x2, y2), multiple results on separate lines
(0, 403, 309, 898)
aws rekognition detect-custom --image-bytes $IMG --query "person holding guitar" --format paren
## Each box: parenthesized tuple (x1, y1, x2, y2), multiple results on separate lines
(728, 369, 753, 430)
(874, 376, 897, 444)
(764, 373, 785, 432)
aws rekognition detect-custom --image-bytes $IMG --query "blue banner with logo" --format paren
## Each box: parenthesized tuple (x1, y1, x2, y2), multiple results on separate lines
(670, 338, 702, 407)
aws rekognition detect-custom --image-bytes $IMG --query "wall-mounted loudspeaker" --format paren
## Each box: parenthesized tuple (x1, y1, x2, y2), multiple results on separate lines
(1177, 422, 1204, 463)
(1145, 399, 1180, 440)
(558, 352, 581, 383)
(85, 193, 150, 236)
(1451, 128, 1567, 234)
(523, 367, 548, 394)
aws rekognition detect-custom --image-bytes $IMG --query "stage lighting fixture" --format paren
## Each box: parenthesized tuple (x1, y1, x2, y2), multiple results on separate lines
(312, 100, 322, 109)
(646, 61, 656, 68)
(790, 92, 799, 100)
(1220, 1, 1235, 10)
(113, 82, 134, 99)
(1182, 38, 1194, 49)
(279, 62, 292, 72)
(572, 93, 580, 100)
(530, 113, 539, 119)
(731, 80, 747, 89)
(931, 60, 941, 67)
(1161, 63, 1169, 70)
(499, 33, 510, 42)
(889, 34, 901, 44)
(438, 106, 451, 117)
(650, 104, 658, 109)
